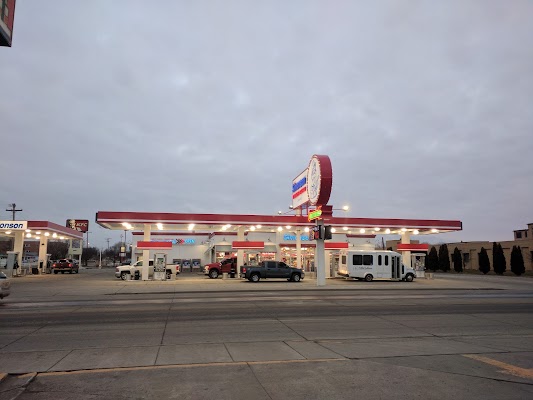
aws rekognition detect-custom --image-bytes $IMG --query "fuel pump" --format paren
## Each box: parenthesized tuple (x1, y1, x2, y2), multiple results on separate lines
(6, 251, 20, 277)
(411, 253, 426, 278)
(45, 254, 52, 274)
(153, 253, 167, 281)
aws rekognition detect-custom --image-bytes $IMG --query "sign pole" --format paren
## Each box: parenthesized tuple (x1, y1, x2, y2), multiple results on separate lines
(316, 219, 326, 286)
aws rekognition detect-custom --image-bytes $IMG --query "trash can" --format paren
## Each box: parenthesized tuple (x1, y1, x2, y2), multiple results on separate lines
(222, 273, 228, 280)
(230, 269, 236, 278)
(33, 262, 41, 275)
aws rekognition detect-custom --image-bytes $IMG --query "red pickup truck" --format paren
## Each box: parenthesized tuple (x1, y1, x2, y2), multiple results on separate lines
(52, 259, 79, 274)
(204, 257, 237, 279)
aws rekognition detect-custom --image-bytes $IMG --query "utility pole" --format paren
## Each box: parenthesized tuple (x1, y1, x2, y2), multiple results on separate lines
(6, 203, 22, 220)
(106, 238, 111, 249)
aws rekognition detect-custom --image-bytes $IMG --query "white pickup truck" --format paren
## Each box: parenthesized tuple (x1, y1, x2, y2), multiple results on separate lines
(115, 260, 180, 280)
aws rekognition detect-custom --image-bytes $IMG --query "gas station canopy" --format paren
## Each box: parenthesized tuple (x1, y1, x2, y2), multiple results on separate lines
(0, 220, 83, 240)
(96, 211, 462, 235)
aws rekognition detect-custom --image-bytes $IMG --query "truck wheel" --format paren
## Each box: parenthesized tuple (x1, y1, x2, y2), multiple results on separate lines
(365, 274, 373, 282)
(209, 269, 219, 279)
(291, 273, 301, 282)
(250, 273, 260, 282)
(53, 270, 58, 274)
(120, 272, 129, 280)
(405, 274, 414, 282)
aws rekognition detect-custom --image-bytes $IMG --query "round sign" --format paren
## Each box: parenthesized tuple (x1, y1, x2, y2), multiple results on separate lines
(306, 155, 332, 206)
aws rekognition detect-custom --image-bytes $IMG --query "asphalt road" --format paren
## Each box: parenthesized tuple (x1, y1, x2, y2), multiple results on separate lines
(1, 269, 533, 399)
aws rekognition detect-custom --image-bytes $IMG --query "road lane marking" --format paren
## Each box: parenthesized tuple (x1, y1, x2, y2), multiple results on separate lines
(464, 354, 533, 379)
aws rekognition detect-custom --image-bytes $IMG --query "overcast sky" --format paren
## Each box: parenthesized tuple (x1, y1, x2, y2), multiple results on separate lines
(1, 0, 532, 248)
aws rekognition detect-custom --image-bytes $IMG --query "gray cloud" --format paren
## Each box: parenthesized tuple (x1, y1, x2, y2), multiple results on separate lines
(2, 0, 532, 246)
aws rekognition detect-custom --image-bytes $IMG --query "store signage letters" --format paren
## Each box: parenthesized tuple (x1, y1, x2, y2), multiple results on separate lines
(283, 234, 310, 241)
(151, 238, 196, 245)
(0, 221, 27, 230)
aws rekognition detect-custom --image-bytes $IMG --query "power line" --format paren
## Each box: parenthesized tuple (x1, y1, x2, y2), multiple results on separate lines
(6, 203, 23, 221)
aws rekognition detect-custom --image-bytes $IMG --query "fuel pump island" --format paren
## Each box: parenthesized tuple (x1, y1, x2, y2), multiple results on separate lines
(0, 220, 83, 277)
(96, 155, 462, 285)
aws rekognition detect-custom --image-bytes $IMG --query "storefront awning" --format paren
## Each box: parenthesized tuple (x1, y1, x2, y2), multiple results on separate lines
(137, 241, 173, 250)
(232, 241, 265, 249)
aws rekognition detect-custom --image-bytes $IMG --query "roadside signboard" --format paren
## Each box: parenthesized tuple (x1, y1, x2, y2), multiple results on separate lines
(66, 219, 89, 233)
(291, 169, 309, 209)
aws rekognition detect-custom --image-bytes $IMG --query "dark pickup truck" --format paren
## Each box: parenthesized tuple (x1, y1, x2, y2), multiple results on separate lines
(240, 261, 304, 282)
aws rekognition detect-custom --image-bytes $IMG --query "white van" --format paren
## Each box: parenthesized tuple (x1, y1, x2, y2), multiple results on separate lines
(337, 250, 416, 282)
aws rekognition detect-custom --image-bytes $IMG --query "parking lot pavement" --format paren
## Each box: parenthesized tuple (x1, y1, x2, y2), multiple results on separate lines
(4, 268, 533, 303)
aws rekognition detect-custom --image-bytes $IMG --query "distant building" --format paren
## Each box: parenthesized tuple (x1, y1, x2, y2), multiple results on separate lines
(389, 224, 533, 272)
(0, 0, 16, 47)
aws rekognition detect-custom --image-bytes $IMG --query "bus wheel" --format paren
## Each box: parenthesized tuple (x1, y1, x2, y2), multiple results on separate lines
(365, 274, 373, 282)
(405, 274, 414, 282)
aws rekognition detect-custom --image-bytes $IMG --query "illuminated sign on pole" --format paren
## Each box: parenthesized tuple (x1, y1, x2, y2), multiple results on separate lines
(291, 169, 309, 209)
(308, 208, 322, 222)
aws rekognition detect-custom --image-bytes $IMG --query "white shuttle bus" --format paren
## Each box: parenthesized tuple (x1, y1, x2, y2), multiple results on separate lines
(337, 250, 416, 282)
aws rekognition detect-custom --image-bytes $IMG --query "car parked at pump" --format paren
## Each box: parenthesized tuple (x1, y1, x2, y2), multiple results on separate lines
(240, 261, 304, 282)
(204, 257, 237, 279)
(0, 271, 11, 299)
(52, 259, 79, 274)
(115, 260, 181, 280)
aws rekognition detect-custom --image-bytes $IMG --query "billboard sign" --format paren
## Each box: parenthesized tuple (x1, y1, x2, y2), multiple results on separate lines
(66, 219, 89, 233)
(291, 169, 309, 209)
